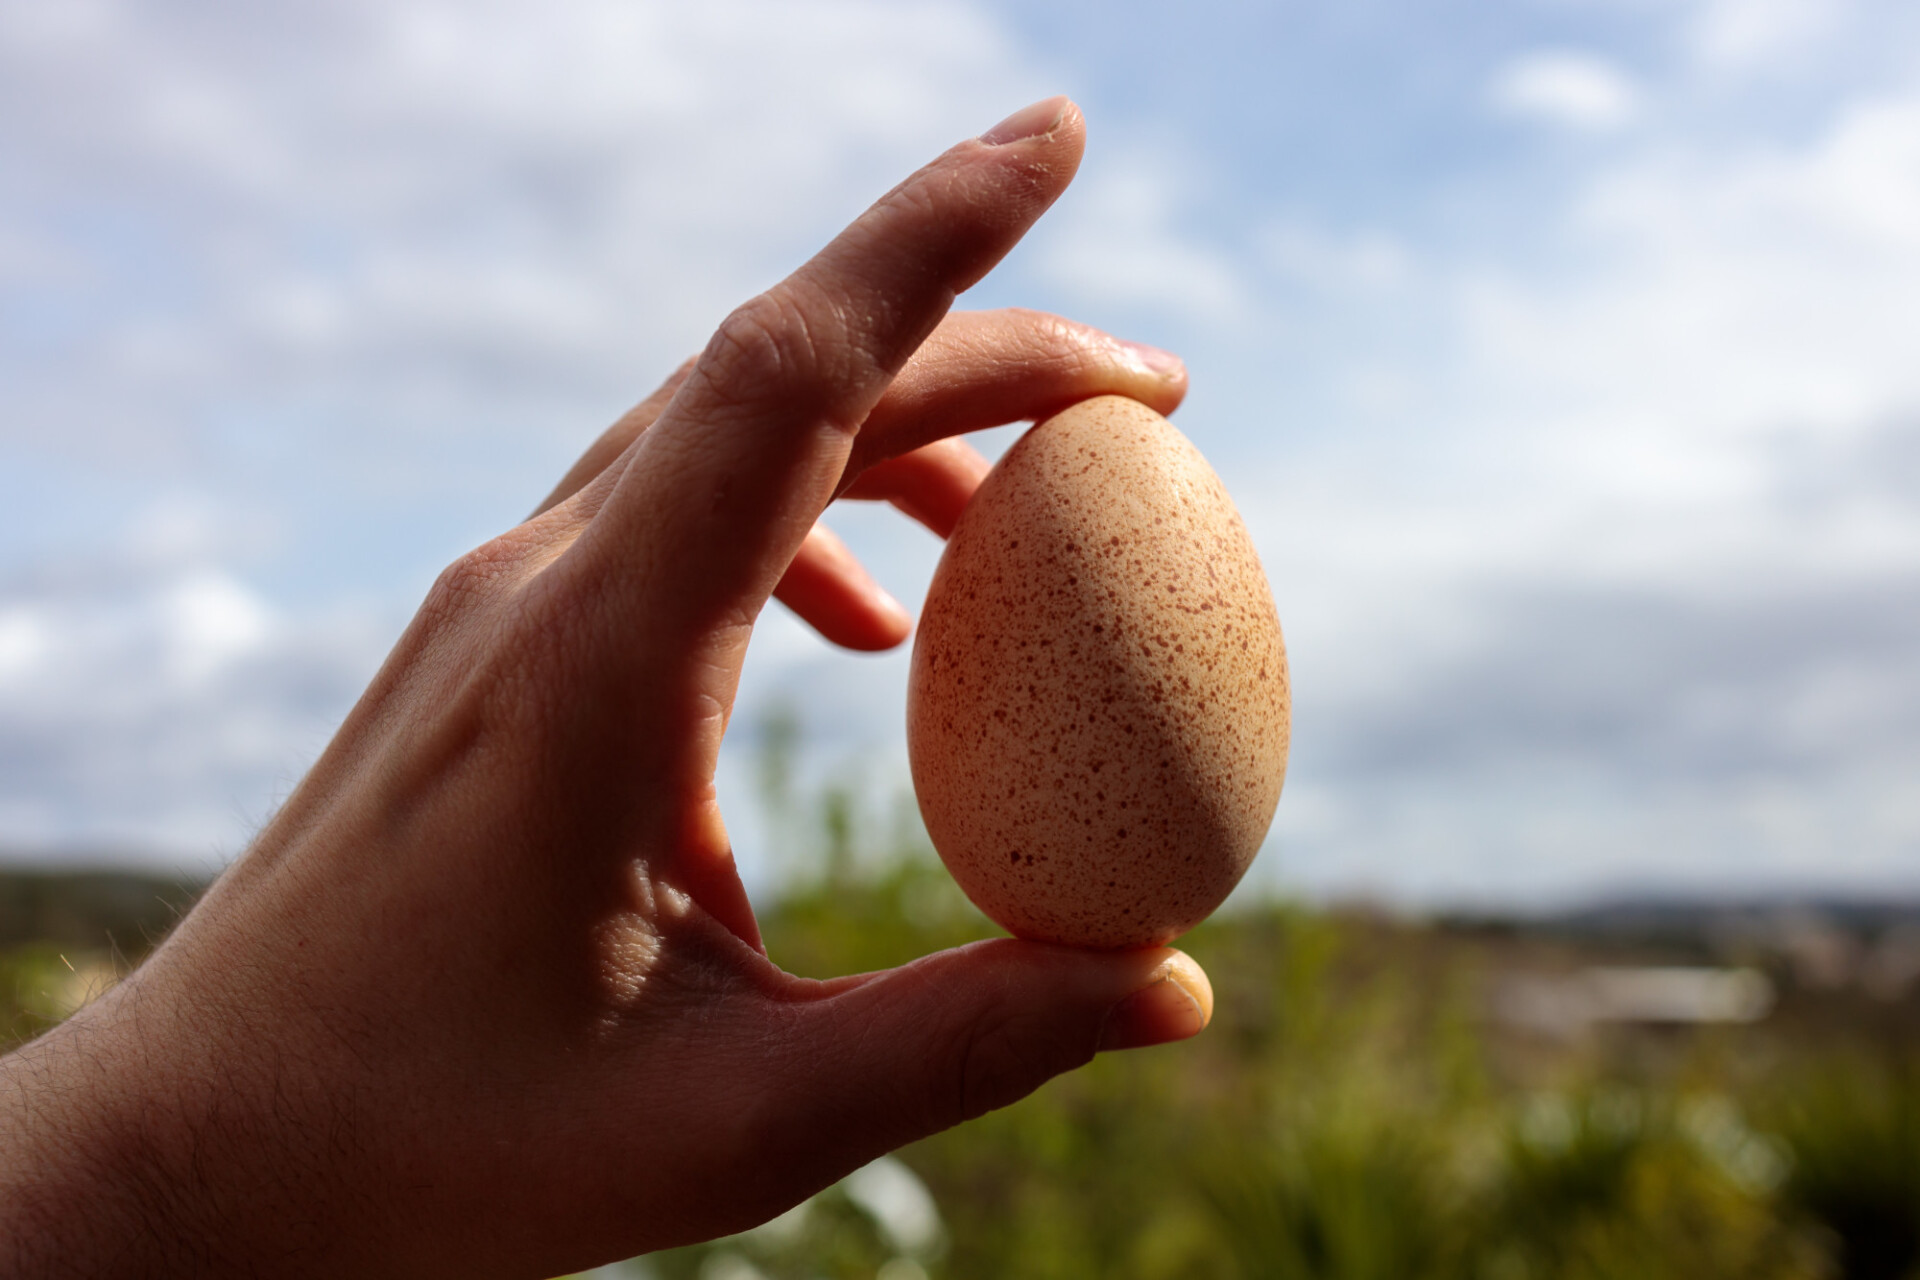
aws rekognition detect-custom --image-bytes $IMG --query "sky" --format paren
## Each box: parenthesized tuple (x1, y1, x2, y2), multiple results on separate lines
(4, 0, 1920, 907)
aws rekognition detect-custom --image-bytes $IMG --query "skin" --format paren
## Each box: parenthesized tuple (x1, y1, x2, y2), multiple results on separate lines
(0, 97, 1214, 1278)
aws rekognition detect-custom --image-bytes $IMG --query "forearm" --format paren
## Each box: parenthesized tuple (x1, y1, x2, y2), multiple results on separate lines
(0, 966, 352, 1277)
(0, 997, 184, 1276)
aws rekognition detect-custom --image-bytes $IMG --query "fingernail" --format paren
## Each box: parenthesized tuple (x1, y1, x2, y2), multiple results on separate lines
(1120, 340, 1184, 379)
(1097, 969, 1208, 1052)
(979, 96, 1068, 146)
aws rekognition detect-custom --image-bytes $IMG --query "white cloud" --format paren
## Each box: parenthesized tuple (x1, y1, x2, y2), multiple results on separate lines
(1039, 155, 1248, 323)
(1234, 61, 1920, 902)
(162, 571, 274, 687)
(0, 607, 50, 684)
(0, 0, 1061, 864)
(0, 0, 1049, 464)
(1466, 81, 1920, 514)
(1687, 0, 1842, 72)
(0, 537, 390, 860)
(1490, 50, 1642, 132)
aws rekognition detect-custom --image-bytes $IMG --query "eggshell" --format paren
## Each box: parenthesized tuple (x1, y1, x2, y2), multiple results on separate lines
(907, 395, 1289, 950)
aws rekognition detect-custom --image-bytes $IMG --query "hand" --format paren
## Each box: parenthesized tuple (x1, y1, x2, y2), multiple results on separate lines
(0, 97, 1212, 1279)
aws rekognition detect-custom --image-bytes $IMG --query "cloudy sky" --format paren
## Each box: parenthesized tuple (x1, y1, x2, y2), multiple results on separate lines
(5, 0, 1920, 907)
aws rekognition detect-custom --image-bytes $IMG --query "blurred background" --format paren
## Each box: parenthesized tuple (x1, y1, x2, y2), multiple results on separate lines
(4, 0, 1920, 1276)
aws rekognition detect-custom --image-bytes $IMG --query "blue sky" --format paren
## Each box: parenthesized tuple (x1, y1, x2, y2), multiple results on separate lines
(4, 0, 1920, 906)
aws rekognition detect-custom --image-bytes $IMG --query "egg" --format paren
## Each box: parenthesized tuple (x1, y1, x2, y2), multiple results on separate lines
(907, 395, 1290, 950)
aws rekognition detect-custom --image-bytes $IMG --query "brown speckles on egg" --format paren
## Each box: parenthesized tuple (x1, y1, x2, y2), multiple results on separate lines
(906, 396, 1291, 950)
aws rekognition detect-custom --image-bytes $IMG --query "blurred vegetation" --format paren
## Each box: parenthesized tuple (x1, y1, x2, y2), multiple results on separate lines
(635, 709, 1920, 1280)
(0, 868, 199, 1047)
(5, 713, 1918, 1279)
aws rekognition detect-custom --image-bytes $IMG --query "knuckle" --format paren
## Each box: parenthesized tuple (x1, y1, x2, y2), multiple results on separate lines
(423, 540, 517, 620)
(704, 290, 829, 411)
(416, 533, 556, 651)
(701, 282, 891, 437)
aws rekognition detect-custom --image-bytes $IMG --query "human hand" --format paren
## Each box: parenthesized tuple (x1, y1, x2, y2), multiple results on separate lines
(0, 97, 1212, 1279)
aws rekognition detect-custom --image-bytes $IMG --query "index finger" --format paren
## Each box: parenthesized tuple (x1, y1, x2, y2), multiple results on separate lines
(558, 98, 1084, 718)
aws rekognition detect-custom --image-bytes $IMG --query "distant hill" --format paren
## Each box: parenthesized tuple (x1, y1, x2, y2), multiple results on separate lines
(0, 867, 208, 952)
(1453, 894, 1920, 944)
(7, 859, 1920, 972)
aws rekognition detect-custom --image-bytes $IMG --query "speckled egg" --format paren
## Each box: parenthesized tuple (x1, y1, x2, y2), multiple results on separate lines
(907, 395, 1290, 950)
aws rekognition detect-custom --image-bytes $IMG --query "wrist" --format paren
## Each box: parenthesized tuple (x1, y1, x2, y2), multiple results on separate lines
(1, 934, 419, 1278)
(0, 957, 325, 1276)
(0, 990, 183, 1275)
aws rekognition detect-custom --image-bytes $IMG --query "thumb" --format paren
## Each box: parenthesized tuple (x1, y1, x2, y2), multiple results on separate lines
(751, 940, 1211, 1194)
